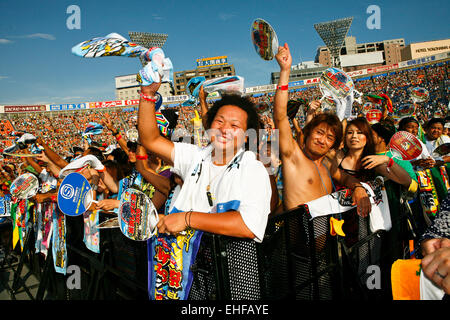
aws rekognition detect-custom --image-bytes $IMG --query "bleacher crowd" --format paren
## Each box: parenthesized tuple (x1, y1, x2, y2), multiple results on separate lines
(0, 55, 449, 300)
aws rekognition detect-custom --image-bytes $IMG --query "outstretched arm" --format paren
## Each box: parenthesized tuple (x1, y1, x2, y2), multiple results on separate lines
(102, 115, 129, 155)
(135, 145, 171, 196)
(198, 85, 209, 129)
(138, 82, 174, 166)
(273, 43, 297, 159)
(36, 137, 68, 169)
(361, 155, 412, 188)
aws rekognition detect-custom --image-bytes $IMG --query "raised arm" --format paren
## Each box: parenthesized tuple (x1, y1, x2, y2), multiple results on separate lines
(135, 145, 171, 196)
(198, 85, 209, 129)
(36, 136, 68, 169)
(273, 43, 297, 159)
(361, 155, 412, 188)
(25, 154, 43, 174)
(102, 115, 129, 155)
(138, 82, 174, 166)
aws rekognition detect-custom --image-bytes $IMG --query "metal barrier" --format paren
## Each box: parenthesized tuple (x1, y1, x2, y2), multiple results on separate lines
(189, 206, 343, 300)
(3, 186, 418, 300)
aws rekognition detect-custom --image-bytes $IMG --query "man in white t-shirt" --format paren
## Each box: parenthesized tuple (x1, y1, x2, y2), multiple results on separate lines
(137, 81, 271, 243)
(424, 118, 450, 164)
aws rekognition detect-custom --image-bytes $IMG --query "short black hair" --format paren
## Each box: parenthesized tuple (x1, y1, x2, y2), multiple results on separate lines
(372, 122, 396, 145)
(426, 118, 445, 129)
(127, 141, 138, 152)
(398, 117, 419, 131)
(205, 94, 260, 132)
(87, 147, 104, 161)
(303, 113, 343, 150)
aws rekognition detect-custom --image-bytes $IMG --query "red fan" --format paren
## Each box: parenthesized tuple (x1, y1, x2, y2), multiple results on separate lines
(366, 109, 383, 124)
(388, 131, 423, 161)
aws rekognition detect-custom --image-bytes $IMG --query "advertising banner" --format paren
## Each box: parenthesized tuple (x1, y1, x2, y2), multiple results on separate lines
(244, 84, 276, 94)
(4, 105, 47, 113)
(49, 103, 87, 111)
(196, 56, 228, 68)
(366, 64, 398, 74)
(89, 100, 124, 109)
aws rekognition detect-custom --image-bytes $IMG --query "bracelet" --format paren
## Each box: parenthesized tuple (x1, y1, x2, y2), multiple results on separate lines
(115, 134, 122, 141)
(140, 92, 157, 102)
(51, 195, 56, 202)
(350, 184, 365, 192)
(277, 84, 289, 91)
(136, 154, 148, 160)
(185, 210, 193, 229)
(189, 210, 193, 228)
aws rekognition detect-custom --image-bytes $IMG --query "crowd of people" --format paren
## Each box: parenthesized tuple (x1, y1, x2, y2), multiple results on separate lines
(0, 52, 449, 300)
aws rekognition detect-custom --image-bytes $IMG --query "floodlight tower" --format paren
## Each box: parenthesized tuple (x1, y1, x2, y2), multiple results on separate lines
(314, 17, 353, 68)
(128, 31, 168, 67)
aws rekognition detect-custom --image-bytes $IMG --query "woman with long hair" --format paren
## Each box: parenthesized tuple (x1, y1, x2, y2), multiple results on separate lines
(335, 118, 412, 187)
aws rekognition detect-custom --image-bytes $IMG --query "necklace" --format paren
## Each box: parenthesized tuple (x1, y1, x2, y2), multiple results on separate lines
(206, 161, 228, 207)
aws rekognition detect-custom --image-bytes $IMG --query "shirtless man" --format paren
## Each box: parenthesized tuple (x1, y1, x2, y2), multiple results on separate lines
(273, 43, 371, 217)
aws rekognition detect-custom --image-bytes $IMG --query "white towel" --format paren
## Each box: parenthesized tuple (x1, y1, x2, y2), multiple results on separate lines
(420, 270, 445, 300)
(59, 155, 105, 179)
(306, 176, 391, 232)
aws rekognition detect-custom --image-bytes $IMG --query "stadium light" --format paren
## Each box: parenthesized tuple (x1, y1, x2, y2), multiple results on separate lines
(314, 17, 353, 68)
(128, 31, 168, 66)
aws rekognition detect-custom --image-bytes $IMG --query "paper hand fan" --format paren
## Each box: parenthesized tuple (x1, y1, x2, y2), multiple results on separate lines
(118, 188, 160, 241)
(388, 131, 423, 161)
(432, 142, 450, 158)
(10, 173, 39, 199)
(57, 172, 97, 216)
(251, 18, 279, 61)
(319, 67, 355, 120)
(409, 87, 429, 103)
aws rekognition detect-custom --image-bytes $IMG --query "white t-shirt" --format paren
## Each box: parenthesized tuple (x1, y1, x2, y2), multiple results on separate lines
(425, 134, 450, 160)
(172, 142, 271, 243)
(39, 169, 57, 193)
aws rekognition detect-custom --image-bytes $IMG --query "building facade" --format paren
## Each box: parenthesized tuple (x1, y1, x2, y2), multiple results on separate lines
(173, 56, 235, 96)
(115, 74, 174, 100)
(401, 39, 450, 61)
(271, 61, 327, 84)
(315, 36, 405, 71)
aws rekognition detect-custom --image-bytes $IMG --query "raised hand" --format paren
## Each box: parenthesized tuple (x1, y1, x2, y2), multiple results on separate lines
(275, 43, 292, 72)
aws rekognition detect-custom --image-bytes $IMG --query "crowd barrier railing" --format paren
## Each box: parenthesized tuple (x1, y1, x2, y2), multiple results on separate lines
(1, 186, 419, 300)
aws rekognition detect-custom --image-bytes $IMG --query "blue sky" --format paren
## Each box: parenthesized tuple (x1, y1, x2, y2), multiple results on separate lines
(0, 0, 448, 105)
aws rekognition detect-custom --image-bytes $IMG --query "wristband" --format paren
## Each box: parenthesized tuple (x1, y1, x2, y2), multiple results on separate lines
(140, 92, 157, 102)
(386, 157, 394, 173)
(136, 154, 148, 160)
(277, 84, 289, 91)
(115, 134, 122, 141)
(387, 157, 394, 168)
(51, 195, 56, 202)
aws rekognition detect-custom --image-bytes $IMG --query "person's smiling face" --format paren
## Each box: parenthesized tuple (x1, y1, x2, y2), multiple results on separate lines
(208, 104, 248, 157)
(305, 122, 336, 158)
(346, 124, 367, 151)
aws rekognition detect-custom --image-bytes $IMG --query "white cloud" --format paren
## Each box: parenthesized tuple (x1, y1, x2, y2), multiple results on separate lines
(219, 13, 236, 21)
(8, 33, 56, 41)
(0, 76, 8, 80)
(23, 33, 56, 40)
(152, 14, 163, 20)
(0, 39, 12, 44)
